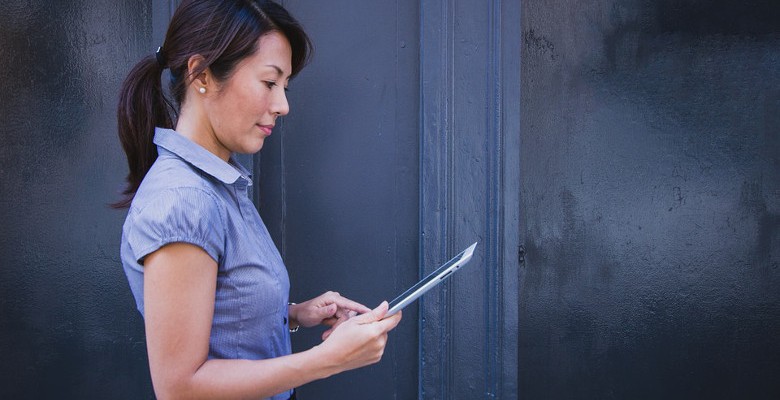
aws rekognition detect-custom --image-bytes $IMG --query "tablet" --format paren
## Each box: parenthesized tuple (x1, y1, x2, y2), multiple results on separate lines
(386, 242, 478, 316)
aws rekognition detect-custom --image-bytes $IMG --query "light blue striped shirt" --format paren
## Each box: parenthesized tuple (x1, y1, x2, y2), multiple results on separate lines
(121, 128, 292, 400)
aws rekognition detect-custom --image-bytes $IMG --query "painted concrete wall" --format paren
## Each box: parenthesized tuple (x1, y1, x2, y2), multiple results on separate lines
(258, 1, 422, 398)
(0, 1, 154, 398)
(262, 1, 521, 398)
(520, 0, 780, 398)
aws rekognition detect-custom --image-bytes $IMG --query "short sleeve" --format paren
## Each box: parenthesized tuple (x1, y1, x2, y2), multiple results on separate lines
(126, 187, 225, 265)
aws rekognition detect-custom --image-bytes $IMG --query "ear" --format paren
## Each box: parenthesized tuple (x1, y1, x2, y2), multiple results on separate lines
(186, 54, 212, 89)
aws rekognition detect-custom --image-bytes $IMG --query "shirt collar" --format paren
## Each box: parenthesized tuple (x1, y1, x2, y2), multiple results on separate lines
(153, 128, 252, 185)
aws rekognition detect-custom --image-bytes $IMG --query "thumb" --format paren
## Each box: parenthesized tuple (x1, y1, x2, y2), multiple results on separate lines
(318, 303, 338, 319)
(354, 301, 388, 323)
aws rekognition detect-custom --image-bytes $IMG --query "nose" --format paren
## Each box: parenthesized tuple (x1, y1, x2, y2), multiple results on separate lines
(272, 87, 290, 117)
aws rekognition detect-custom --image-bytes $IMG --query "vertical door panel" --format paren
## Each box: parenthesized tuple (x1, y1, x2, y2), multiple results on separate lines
(259, 1, 421, 399)
(419, 0, 520, 399)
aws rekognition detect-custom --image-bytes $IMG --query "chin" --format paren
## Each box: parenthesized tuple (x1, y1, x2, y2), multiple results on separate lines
(238, 138, 266, 155)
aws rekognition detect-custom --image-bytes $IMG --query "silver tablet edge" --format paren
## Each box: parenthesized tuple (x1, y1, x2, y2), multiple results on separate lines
(386, 242, 477, 316)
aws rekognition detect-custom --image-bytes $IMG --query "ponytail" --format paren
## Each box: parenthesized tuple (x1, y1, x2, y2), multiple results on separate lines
(112, 0, 312, 209)
(113, 54, 175, 209)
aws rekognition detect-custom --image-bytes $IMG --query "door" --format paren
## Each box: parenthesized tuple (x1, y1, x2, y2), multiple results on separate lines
(261, 1, 520, 399)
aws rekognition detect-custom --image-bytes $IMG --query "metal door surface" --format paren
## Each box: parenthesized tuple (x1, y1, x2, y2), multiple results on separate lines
(520, 0, 780, 398)
(259, 1, 422, 398)
(262, 1, 520, 399)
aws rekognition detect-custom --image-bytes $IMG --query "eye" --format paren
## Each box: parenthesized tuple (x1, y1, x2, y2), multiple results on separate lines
(264, 81, 277, 89)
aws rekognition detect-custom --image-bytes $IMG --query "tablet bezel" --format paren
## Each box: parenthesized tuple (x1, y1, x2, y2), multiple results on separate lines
(386, 242, 478, 316)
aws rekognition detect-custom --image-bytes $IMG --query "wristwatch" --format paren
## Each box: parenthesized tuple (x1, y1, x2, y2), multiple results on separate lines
(288, 302, 299, 333)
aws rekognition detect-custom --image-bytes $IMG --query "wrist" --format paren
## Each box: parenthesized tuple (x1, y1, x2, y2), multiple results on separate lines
(288, 302, 300, 332)
(308, 342, 342, 379)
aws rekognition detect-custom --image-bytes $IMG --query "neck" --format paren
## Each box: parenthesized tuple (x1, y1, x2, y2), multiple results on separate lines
(175, 100, 230, 162)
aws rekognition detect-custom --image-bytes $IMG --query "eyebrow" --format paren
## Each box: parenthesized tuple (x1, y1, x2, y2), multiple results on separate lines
(265, 64, 288, 78)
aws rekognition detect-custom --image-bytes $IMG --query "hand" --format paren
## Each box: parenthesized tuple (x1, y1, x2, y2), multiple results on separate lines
(316, 301, 402, 373)
(321, 308, 359, 340)
(289, 291, 371, 331)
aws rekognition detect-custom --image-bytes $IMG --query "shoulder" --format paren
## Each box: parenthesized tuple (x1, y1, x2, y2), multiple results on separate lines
(129, 156, 228, 232)
(137, 154, 220, 199)
(123, 168, 228, 264)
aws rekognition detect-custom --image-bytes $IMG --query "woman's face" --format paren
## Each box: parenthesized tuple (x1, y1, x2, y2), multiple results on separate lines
(205, 31, 292, 158)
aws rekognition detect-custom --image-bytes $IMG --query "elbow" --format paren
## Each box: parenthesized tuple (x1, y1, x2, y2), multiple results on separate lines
(153, 386, 184, 400)
(151, 376, 198, 400)
(154, 387, 195, 400)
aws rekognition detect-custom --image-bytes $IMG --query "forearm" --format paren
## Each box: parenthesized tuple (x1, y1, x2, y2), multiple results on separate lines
(158, 345, 340, 400)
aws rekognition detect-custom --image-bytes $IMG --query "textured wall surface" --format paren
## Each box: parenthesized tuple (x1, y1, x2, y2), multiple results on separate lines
(263, 1, 521, 398)
(417, 0, 520, 398)
(258, 1, 422, 399)
(520, 0, 780, 398)
(0, 1, 154, 398)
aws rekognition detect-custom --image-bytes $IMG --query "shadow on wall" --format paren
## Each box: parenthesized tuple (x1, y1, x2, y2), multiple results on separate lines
(651, 0, 780, 36)
(602, 0, 780, 70)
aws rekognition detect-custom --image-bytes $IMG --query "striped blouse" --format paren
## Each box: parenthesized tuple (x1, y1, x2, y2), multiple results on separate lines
(120, 128, 293, 400)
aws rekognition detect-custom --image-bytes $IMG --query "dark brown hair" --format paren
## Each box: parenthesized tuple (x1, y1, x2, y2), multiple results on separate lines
(113, 0, 312, 208)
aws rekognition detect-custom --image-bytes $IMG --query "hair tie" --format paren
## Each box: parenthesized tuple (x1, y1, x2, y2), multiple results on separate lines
(155, 46, 167, 68)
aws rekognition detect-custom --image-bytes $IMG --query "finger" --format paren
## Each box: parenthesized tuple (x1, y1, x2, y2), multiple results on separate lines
(376, 310, 402, 332)
(332, 297, 372, 314)
(334, 307, 351, 320)
(375, 300, 389, 317)
(338, 308, 359, 318)
(317, 303, 338, 319)
(353, 301, 389, 324)
(313, 291, 336, 305)
(321, 313, 353, 341)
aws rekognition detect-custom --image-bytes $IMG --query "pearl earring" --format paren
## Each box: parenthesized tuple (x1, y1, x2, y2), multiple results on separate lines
(199, 87, 206, 94)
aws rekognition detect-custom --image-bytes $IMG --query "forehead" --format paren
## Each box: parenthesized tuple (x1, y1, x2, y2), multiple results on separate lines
(242, 31, 293, 77)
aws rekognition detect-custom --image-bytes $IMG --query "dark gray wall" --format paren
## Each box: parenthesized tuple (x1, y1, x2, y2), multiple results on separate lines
(0, 1, 154, 398)
(520, 0, 780, 398)
(261, 1, 521, 399)
(258, 1, 421, 399)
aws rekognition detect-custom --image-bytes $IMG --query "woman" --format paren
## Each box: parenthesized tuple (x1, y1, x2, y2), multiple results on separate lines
(114, 1, 401, 399)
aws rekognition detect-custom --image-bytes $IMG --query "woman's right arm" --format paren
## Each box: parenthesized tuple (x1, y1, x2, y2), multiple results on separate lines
(144, 242, 402, 400)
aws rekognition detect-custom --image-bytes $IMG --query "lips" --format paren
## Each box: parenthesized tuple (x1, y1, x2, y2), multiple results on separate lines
(258, 124, 274, 136)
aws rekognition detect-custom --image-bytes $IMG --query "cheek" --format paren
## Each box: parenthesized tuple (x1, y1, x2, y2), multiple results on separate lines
(212, 84, 268, 133)
(236, 89, 266, 117)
